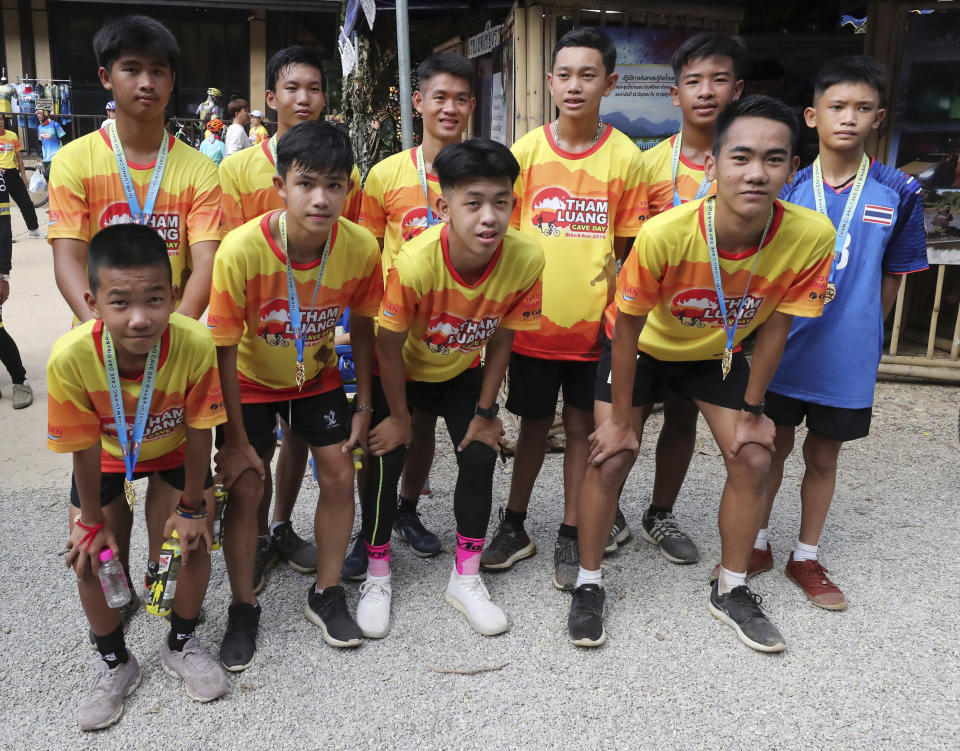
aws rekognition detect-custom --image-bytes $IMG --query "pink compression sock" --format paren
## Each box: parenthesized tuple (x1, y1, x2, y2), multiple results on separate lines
(366, 541, 391, 577)
(455, 533, 484, 576)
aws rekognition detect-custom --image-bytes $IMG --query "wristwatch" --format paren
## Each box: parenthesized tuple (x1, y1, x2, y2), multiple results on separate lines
(741, 397, 765, 416)
(475, 402, 500, 419)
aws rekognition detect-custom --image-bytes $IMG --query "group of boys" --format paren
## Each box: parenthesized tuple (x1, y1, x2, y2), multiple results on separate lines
(42, 13, 925, 734)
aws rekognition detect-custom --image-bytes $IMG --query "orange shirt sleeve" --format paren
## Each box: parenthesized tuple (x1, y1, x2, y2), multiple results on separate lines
(207, 241, 248, 347)
(500, 275, 543, 331)
(46, 348, 101, 454)
(184, 340, 227, 429)
(378, 264, 418, 333)
(616, 231, 662, 318)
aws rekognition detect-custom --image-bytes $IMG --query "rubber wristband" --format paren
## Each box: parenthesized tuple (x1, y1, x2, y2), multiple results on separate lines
(175, 498, 207, 520)
(354, 404, 374, 413)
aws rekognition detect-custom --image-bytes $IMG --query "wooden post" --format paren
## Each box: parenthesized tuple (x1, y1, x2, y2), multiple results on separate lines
(888, 272, 907, 355)
(526, 6, 544, 133)
(951, 300, 960, 360)
(514, 5, 528, 138)
(926, 264, 945, 359)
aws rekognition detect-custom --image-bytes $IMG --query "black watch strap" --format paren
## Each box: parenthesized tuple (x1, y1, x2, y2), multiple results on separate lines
(475, 402, 500, 419)
(741, 397, 765, 415)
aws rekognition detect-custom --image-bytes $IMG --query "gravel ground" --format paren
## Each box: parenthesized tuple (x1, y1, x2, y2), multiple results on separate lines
(1, 213, 958, 749)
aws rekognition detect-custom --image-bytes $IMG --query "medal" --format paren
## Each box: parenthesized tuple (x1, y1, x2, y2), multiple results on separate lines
(671, 131, 712, 208)
(107, 121, 169, 226)
(103, 327, 160, 510)
(279, 211, 333, 391)
(704, 197, 774, 381)
(812, 154, 870, 305)
(415, 146, 441, 228)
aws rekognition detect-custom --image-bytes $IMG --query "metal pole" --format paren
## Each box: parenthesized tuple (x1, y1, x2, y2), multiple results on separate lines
(395, 0, 414, 150)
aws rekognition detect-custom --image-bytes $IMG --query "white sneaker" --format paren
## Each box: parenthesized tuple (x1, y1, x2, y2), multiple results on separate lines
(444, 568, 509, 636)
(27, 228, 46, 239)
(356, 574, 392, 639)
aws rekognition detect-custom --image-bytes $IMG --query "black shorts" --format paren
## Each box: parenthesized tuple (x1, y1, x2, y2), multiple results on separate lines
(216, 388, 351, 457)
(506, 352, 597, 417)
(70, 466, 214, 508)
(600, 349, 750, 410)
(404, 365, 483, 416)
(595, 333, 668, 404)
(765, 390, 872, 442)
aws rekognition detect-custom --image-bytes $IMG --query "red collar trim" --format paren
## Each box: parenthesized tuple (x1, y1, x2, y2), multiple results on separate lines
(671, 133, 706, 171)
(262, 211, 338, 270)
(409, 147, 439, 182)
(697, 199, 785, 260)
(98, 129, 176, 170)
(544, 122, 612, 160)
(262, 138, 274, 167)
(440, 225, 502, 288)
(92, 318, 171, 378)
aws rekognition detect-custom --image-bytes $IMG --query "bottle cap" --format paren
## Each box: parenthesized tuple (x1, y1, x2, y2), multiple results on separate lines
(99, 548, 115, 562)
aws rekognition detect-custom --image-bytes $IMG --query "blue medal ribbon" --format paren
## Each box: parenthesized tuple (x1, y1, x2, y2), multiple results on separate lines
(107, 121, 169, 225)
(415, 146, 441, 228)
(671, 132, 712, 208)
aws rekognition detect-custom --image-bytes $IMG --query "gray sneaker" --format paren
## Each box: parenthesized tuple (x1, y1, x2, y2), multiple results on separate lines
(270, 522, 317, 574)
(75, 652, 142, 731)
(708, 580, 786, 653)
(480, 508, 536, 570)
(604, 506, 632, 554)
(161, 635, 229, 702)
(553, 534, 580, 591)
(11, 382, 33, 409)
(641, 508, 699, 564)
(253, 536, 275, 594)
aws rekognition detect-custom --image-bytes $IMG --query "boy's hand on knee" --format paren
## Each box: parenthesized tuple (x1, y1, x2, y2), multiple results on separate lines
(163, 514, 211, 566)
(458, 415, 505, 453)
(588, 418, 639, 466)
(214, 441, 265, 489)
(368, 414, 412, 456)
(729, 412, 776, 458)
(65, 519, 118, 579)
(343, 410, 372, 454)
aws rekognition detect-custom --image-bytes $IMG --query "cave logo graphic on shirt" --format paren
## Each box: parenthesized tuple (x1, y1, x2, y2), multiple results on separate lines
(424, 311, 500, 355)
(100, 202, 181, 253)
(669, 288, 764, 329)
(256, 298, 340, 346)
(399, 207, 440, 242)
(529, 187, 609, 239)
(99, 406, 185, 444)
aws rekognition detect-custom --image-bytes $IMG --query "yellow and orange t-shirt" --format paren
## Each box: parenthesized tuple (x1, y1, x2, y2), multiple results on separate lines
(47, 130, 222, 299)
(510, 124, 646, 361)
(0, 129, 20, 169)
(379, 224, 544, 383)
(617, 198, 835, 361)
(208, 212, 382, 402)
(358, 147, 443, 280)
(218, 138, 362, 231)
(46, 314, 225, 473)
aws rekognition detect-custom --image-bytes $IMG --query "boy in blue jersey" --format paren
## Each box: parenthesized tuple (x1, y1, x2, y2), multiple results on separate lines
(756, 57, 927, 608)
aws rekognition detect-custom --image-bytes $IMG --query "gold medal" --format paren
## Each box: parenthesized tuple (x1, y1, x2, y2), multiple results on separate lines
(721, 348, 732, 381)
(124, 478, 136, 510)
(824, 282, 836, 304)
(295, 360, 305, 391)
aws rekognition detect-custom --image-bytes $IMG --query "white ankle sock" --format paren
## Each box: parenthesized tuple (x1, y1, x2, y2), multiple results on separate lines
(753, 528, 768, 550)
(269, 521, 285, 535)
(575, 567, 602, 588)
(717, 566, 746, 596)
(793, 540, 818, 562)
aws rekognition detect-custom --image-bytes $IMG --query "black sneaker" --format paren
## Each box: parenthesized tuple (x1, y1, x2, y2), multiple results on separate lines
(220, 602, 261, 671)
(552, 534, 579, 591)
(708, 580, 786, 653)
(341, 534, 367, 581)
(480, 508, 536, 571)
(568, 584, 606, 647)
(641, 508, 699, 564)
(304, 585, 362, 648)
(604, 506, 632, 555)
(270, 522, 317, 574)
(253, 536, 275, 595)
(392, 509, 442, 558)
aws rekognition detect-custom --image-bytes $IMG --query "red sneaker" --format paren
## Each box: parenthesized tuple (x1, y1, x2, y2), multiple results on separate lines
(784, 555, 848, 610)
(710, 543, 774, 581)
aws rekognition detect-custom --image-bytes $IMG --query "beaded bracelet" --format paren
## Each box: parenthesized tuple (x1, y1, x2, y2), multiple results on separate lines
(175, 498, 207, 520)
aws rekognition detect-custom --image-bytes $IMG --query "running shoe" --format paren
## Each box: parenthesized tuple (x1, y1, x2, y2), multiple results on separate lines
(568, 584, 606, 647)
(552, 534, 579, 591)
(219, 602, 260, 672)
(640, 508, 699, 564)
(341, 534, 367, 581)
(356, 574, 392, 638)
(604, 506, 632, 554)
(710, 544, 774, 581)
(270, 521, 317, 574)
(75, 652, 142, 731)
(708, 580, 786, 653)
(480, 508, 536, 570)
(393, 509, 442, 557)
(305, 585, 363, 647)
(785, 555, 848, 610)
(444, 568, 509, 636)
(161, 635, 229, 702)
(11, 382, 32, 409)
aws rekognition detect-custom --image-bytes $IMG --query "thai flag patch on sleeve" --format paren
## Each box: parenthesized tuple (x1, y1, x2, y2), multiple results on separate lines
(862, 204, 894, 225)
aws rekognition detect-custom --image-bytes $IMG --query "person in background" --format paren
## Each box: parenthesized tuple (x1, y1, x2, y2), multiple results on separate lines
(101, 100, 116, 130)
(225, 98, 251, 156)
(37, 108, 67, 180)
(0, 117, 42, 239)
(248, 109, 268, 145)
(199, 117, 226, 166)
(0, 167, 32, 408)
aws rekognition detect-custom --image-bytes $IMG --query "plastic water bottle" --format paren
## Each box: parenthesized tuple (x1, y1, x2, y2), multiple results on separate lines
(212, 485, 227, 551)
(98, 548, 131, 608)
(147, 532, 181, 618)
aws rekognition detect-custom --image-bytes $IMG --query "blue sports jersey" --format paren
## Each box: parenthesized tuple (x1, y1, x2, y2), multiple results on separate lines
(770, 159, 927, 408)
(37, 120, 65, 162)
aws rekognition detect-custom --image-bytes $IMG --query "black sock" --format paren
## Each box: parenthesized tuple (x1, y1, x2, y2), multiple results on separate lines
(397, 495, 417, 514)
(167, 610, 199, 652)
(558, 523, 578, 539)
(648, 504, 673, 518)
(504, 508, 526, 528)
(94, 625, 128, 669)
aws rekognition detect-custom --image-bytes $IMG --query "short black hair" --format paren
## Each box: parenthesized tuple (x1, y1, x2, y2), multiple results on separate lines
(88, 224, 172, 295)
(433, 138, 520, 192)
(551, 27, 616, 76)
(275, 120, 353, 180)
(713, 94, 800, 157)
(93, 15, 179, 73)
(417, 52, 475, 95)
(671, 32, 747, 83)
(266, 46, 326, 93)
(813, 55, 886, 102)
